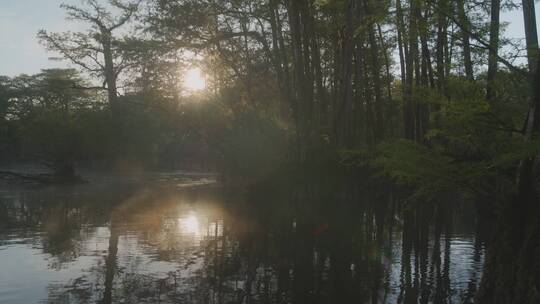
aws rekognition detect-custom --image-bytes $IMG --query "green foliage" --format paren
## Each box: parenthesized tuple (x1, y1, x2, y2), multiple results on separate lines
(76, 108, 116, 161)
(342, 74, 532, 202)
(374, 139, 480, 201)
(19, 111, 82, 167)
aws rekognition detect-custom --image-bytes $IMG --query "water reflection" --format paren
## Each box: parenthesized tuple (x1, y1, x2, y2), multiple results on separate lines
(0, 180, 486, 303)
(180, 214, 200, 235)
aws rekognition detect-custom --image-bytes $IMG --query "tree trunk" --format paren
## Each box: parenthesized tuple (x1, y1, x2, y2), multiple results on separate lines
(522, 0, 539, 139)
(101, 28, 118, 114)
(368, 24, 384, 141)
(404, 0, 419, 140)
(354, 39, 366, 144)
(477, 2, 540, 297)
(275, 3, 296, 124)
(268, 1, 290, 121)
(335, 0, 356, 147)
(522, 0, 539, 71)
(287, 0, 308, 160)
(299, 0, 315, 128)
(486, 0, 500, 101)
(377, 24, 393, 103)
(309, 8, 326, 130)
(396, 0, 407, 87)
(477, 57, 540, 304)
(436, 0, 447, 93)
(457, 0, 474, 80)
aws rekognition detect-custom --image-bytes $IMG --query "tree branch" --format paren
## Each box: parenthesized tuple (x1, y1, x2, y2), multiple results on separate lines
(427, 1, 530, 79)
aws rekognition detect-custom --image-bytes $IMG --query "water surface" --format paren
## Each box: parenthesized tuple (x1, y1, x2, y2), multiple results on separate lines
(0, 175, 485, 303)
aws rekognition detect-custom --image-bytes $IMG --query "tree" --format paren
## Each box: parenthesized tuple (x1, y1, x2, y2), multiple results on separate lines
(0, 70, 95, 180)
(38, 0, 140, 114)
(457, 0, 473, 80)
(486, 0, 501, 101)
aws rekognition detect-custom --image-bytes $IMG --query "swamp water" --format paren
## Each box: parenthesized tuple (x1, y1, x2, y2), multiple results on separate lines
(0, 174, 485, 303)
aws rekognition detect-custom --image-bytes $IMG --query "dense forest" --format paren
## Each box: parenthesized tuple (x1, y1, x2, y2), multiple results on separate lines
(0, 0, 539, 303)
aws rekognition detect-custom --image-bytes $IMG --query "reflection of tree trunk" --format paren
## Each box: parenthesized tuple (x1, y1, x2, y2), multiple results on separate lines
(292, 219, 314, 304)
(463, 233, 483, 303)
(400, 209, 415, 303)
(244, 238, 256, 304)
(431, 206, 452, 303)
(418, 207, 431, 304)
(277, 217, 292, 303)
(102, 218, 119, 304)
(441, 223, 451, 302)
(431, 219, 443, 303)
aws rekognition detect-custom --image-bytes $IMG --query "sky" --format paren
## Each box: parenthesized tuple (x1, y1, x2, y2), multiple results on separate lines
(0, 0, 84, 76)
(0, 0, 539, 77)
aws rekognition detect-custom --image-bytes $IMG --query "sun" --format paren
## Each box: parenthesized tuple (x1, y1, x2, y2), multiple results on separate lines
(183, 67, 206, 92)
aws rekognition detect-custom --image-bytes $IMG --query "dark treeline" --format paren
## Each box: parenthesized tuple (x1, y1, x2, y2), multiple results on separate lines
(0, 0, 539, 302)
(0, 68, 227, 176)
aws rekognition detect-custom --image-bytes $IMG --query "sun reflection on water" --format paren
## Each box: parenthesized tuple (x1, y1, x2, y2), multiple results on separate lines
(179, 214, 200, 235)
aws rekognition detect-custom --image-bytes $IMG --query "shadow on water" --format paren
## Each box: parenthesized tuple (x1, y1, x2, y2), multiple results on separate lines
(0, 177, 486, 303)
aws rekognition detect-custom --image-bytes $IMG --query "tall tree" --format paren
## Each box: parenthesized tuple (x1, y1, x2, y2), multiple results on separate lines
(477, 1, 540, 302)
(404, 0, 420, 140)
(486, 0, 500, 101)
(435, 0, 448, 92)
(457, 0, 474, 80)
(38, 0, 140, 114)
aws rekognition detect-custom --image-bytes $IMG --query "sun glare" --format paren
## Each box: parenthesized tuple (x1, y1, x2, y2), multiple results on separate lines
(180, 215, 200, 235)
(183, 67, 206, 92)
